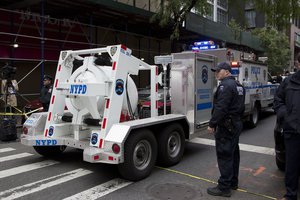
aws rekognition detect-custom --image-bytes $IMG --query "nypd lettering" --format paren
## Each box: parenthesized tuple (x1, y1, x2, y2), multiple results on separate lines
(35, 139, 57, 146)
(70, 84, 87, 94)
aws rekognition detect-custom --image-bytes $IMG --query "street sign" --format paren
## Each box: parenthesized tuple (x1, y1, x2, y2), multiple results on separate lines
(154, 55, 173, 65)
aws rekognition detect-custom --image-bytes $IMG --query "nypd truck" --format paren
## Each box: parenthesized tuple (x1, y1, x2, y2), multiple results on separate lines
(203, 48, 278, 127)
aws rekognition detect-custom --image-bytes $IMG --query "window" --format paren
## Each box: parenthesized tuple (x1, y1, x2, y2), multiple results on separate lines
(217, 8, 227, 24)
(245, 68, 249, 81)
(205, 4, 214, 20)
(217, 0, 228, 10)
(245, 0, 255, 10)
(245, 10, 256, 28)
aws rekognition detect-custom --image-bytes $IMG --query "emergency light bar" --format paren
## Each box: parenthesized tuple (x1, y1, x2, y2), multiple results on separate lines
(230, 61, 240, 67)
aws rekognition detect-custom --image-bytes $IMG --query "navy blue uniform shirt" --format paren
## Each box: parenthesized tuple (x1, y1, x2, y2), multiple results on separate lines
(209, 76, 245, 128)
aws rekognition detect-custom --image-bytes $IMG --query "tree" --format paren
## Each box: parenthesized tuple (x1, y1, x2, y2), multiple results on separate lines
(252, 27, 291, 74)
(228, 18, 244, 41)
(151, 0, 209, 40)
(251, 0, 300, 31)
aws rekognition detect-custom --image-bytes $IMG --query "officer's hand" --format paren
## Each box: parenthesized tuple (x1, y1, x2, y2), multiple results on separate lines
(207, 126, 215, 134)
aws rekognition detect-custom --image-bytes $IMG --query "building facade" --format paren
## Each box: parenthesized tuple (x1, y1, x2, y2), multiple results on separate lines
(0, 0, 263, 107)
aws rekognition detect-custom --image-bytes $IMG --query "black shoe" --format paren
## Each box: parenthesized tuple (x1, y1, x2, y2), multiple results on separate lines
(207, 186, 231, 197)
(231, 185, 238, 190)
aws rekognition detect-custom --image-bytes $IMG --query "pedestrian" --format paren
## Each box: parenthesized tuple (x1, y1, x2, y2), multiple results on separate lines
(40, 75, 53, 111)
(274, 53, 300, 200)
(207, 62, 245, 197)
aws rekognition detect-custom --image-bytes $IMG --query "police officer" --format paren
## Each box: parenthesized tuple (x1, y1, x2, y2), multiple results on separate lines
(207, 62, 245, 197)
(274, 53, 300, 200)
(39, 75, 53, 111)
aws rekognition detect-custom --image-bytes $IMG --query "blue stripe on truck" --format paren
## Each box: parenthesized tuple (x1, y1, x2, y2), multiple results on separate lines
(197, 102, 212, 110)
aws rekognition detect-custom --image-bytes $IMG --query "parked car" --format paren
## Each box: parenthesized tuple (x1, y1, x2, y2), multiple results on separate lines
(274, 117, 285, 171)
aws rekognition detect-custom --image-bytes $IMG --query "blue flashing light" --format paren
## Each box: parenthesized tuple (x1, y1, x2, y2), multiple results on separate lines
(194, 40, 215, 46)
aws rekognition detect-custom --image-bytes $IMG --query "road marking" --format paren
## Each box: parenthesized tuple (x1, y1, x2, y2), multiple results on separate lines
(253, 166, 266, 176)
(157, 166, 277, 200)
(190, 138, 275, 156)
(0, 168, 92, 200)
(0, 160, 59, 179)
(0, 148, 15, 153)
(0, 153, 34, 163)
(63, 178, 132, 200)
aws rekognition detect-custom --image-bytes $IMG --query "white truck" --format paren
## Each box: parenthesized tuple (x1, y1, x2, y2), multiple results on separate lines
(202, 48, 278, 127)
(21, 45, 217, 181)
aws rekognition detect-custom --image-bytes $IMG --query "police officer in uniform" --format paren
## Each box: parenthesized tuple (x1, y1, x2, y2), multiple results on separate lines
(207, 62, 245, 197)
(40, 75, 53, 111)
(274, 53, 300, 200)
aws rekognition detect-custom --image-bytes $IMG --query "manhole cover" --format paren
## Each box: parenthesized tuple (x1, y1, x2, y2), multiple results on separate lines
(147, 183, 199, 200)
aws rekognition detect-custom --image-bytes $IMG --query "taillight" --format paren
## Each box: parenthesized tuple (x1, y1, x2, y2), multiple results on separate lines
(112, 143, 120, 154)
(23, 127, 28, 135)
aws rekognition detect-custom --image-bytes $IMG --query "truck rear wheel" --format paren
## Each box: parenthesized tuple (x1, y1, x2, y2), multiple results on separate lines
(33, 146, 66, 157)
(248, 104, 259, 128)
(118, 129, 157, 181)
(157, 123, 185, 167)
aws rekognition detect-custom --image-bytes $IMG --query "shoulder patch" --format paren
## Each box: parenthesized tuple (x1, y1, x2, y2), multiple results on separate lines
(219, 85, 224, 92)
(237, 86, 244, 95)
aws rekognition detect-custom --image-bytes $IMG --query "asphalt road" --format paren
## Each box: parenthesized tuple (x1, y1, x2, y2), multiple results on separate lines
(0, 111, 286, 200)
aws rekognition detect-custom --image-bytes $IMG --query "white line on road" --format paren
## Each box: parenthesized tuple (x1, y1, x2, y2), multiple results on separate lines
(63, 178, 132, 200)
(0, 153, 34, 163)
(0, 148, 15, 153)
(190, 138, 275, 156)
(0, 160, 59, 179)
(0, 168, 93, 200)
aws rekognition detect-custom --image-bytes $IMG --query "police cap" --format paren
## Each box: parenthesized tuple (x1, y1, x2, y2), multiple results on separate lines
(211, 62, 231, 73)
(43, 75, 53, 81)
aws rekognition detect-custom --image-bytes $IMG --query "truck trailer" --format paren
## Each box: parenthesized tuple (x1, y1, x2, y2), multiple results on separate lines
(21, 45, 217, 181)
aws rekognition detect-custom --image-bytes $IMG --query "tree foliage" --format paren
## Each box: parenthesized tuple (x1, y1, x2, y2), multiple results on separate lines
(251, 0, 300, 31)
(228, 18, 244, 41)
(252, 28, 291, 74)
(151, 0, 209, 40)
(151, 0, 294, 73)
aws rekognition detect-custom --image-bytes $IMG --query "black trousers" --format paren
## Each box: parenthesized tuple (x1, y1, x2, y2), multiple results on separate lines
(284, 132, 300, 200)
(214, 120, 243, 191)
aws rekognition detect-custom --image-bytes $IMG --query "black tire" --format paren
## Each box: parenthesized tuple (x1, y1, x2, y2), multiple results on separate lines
(248, 104, 259, 128)
(157, 123, 185, 167)
(276, 155, 285, 171)
(118, 129, 157, 181)
(33, 146, 67, 157)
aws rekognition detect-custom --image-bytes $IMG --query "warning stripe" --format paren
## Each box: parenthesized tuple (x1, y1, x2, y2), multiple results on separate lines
(112, 62, 116, 70)
(102, 118, 107, 129)
(48, 112, 52, 121)
(51, 95, 55, 104)
(105, 99, 110, 109)
(99, 139, 103, 148)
